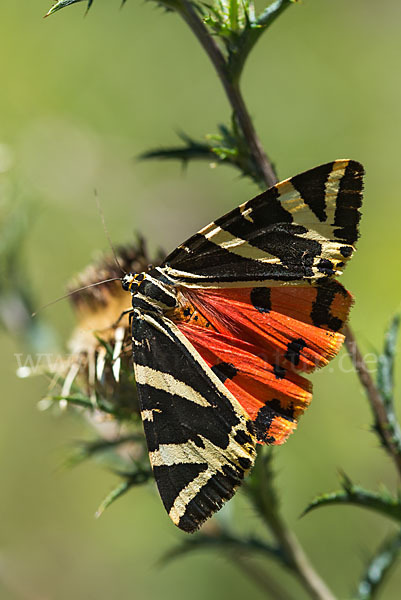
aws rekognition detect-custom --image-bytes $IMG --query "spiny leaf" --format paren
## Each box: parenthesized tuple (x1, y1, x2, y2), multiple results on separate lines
(45, 0, 93, 17)
(355, 528, 401, 600)
(95, 465, 153, 518)
(202, 0, 254, 40)
(139, 133, 214, 165)
(46, 0, 130, 17)
(257, 0, 298, 28)
(140, 122, 266, 187)
(63, 434, 145, 469)
(227, 0, 297, 80)
(303, 473, 401, 523)
(161, 530, 288, 567)
(50, 394, 135, 420)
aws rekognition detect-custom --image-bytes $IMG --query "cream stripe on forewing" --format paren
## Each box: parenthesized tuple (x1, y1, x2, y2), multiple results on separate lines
(149, 429, 254, 469)
(276, 178, 311, 217)
(134, 364, 211, 407)
(159, 264, 332, 288)
(169, 468, 215, 524)
(324, 160, 348, 226)
(166, 424, 255, 524)
(204, 225, 279, 263)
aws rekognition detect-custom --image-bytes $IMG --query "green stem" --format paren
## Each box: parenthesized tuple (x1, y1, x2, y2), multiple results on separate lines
(266, 513, 336, 600)
(344, 324, 401, 480)
(178, 0, 277, 188)
(233, 551, 296, 600)
(248, 449, 336, 600)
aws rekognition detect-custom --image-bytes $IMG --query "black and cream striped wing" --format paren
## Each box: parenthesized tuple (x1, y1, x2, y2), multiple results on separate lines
(131, 309, 257, 532)
(159, 160, 363, 288)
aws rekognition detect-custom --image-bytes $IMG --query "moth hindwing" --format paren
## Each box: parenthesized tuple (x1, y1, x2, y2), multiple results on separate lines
(122, 159, 364, 531)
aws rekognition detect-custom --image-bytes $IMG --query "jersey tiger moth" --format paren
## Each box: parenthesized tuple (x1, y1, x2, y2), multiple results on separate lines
(121, 159, 363, 532)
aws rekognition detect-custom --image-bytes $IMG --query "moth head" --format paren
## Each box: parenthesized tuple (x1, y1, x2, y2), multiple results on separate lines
(122, 272, 145, 293)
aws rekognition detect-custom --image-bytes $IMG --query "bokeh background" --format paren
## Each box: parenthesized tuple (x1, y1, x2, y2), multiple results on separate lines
(1, 1, 401, 598)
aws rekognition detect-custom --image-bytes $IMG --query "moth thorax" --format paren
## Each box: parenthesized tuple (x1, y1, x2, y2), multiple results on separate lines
(121, 272, 146, 294)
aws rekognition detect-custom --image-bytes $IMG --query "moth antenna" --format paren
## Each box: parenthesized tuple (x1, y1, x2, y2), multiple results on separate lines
(31, 278, 122, 317)
(94, 189, 127, 275)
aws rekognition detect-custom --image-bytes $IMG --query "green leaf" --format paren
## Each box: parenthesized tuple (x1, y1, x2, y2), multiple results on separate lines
(355, 528, 401, 600)
(63, 434, 145, 469)
(162, 530, 287, 567)
(303, 473, 401, 523)
(227, 0, 297, 81)
(95, 465, 153, 518)
(139, 132, 214, 165)
(140, 121, 267, 187)
(45, 0, 93, 17)
(50, 393, 135, 420)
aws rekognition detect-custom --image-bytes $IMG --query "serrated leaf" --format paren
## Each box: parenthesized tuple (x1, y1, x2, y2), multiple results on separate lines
(355, 528, 401, 600)
(303, 474, 401, 523)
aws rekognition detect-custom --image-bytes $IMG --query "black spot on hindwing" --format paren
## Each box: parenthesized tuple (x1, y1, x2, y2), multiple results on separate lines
(251, 287, 271, 313)
(310, 279, 349, 332)
(211, 362, 238, 383)
(273, 364, 286, 379)
(253, 399, 295, 444)
(285, 338, 306, 366)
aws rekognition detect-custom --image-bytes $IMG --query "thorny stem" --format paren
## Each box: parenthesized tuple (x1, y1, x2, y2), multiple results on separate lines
(176, 3, 336, 599)
(344, 324, 401, 479)
(178, 0, 277, 188)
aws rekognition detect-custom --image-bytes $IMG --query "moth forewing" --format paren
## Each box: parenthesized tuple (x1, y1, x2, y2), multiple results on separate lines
(131, 309, 256, 532)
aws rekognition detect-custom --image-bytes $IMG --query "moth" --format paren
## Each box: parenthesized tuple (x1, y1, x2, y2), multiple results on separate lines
(121, 159, 363, 532)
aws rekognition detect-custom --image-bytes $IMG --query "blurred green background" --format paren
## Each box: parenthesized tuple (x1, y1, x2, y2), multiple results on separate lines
(1, 1, 401, 598)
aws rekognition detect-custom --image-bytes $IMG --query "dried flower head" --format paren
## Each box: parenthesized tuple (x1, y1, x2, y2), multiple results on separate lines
(60, 238, 163, 413)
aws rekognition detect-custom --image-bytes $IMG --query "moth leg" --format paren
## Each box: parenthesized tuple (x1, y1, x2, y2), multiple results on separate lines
(111, 308, 133, 329)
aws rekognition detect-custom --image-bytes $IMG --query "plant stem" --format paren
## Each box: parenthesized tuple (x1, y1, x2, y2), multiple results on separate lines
(233, 552, 296, 600)
(266, 513, 336, 600)
(178, 0, 277, 188)
(344, 324, 401, 479)
(176, 4, 336, 599)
